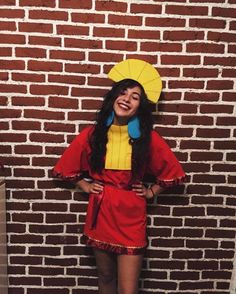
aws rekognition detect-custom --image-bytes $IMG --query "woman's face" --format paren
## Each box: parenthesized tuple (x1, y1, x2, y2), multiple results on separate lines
(113, 86, 141, 125)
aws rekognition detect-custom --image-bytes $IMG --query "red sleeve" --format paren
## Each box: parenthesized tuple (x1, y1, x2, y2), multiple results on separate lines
(147, 131, 186, 187)
(53, 126, 92, 182)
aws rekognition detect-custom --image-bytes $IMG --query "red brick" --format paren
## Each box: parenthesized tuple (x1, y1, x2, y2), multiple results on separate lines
(189, 18, 226, 29)
(169, 80, 204, 89)
(14, 145, 42, 155)
(184, 92, 219, 102)
(207, 80, 234, 90)
(217, 117, 236, 126)
(161, 55, 200, 65)
(89, 52, 122, 62)
(0, 47, 12, 56)
(158, 103, 197, 113)
(29, 10, 68, 21)
(182, 116, 213, 126)
(222, 92, 235, 102)
(196, 128, 230, 138)
(208, 31, 236, 43)
(105, 40, 137, 51)
(0, 59, 25, 70)
(93, 27, 125, 38)
(12, 120, 41, 130)
(213, 7, 236, 18)
(222, 68, 236, 78)
(48, 74, 85, 85)
(128, 29, 160, 40)
(0, 20, 16, 30)
(15, 47, 46, 58)
(68, 111, 96, 122)
(59, 0, 92, 9)
(228, 44, 236, 53)
(170, 271, 200, 280)
(14, 168, 44, 178)
(96, 1, 127, 12)
(19, 0, 55, 7)
(71, 12, 105, 23)
(56, 24, 89, 36)
(0, 108, 21, 118)
(27, 289, 69, 294)
(141, 42, 182, 53)
(0, 72, 9, 80)
(32, 157, 57, 167)
(24, 109, 64, 120)
(48, 96, 78, 109)
(0, 121, 9, 130)
(28, 60, 63, 72)
(30, 84, 68, 95)
(185, 218, 217, 228)
(29, 36, 61, 46)
(50, 50, 85, 61)
(166, 5, 208, 16)
(0, 133, 26, 142)
(146, 17, 185, 27)
(200, 104, 233, 114)
(12, 73, 45, 83)
(186, 42, 224, 54)
(109, 14, 142, 26)
(12, 96, 45, 106)
(0, 0, 15, 5)
(72, 87, 106, 98)
(131, 3, 161, 14)
(29, 133, 64, 143)
(44, 122, 75, 133)
(64, 37, 102, 49)
(0, 8, 24, 18)
(164, 30, 204, 41)
(19, 22, 52, 33)
(65, 63, 100, 74)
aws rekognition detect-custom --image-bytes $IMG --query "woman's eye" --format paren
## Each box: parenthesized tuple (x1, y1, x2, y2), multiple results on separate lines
(132, 95, 139, 100)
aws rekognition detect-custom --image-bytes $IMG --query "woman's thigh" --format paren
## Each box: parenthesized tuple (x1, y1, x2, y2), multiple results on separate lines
(117, 254, 143, 294)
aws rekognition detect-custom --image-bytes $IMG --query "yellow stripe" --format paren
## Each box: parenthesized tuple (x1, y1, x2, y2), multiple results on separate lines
(105, 125, 131, 170)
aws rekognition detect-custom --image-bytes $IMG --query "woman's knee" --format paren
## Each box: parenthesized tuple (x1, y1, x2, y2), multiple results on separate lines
(97, 268, 116, 285)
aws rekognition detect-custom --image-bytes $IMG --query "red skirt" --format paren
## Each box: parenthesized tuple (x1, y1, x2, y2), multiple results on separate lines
(83, 184, 147, 255)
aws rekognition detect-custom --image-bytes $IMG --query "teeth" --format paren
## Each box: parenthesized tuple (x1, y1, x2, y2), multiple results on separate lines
(119, 103, 129, 110)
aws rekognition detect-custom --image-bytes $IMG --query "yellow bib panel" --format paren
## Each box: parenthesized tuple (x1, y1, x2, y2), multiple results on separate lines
(105, 125, 131, 170)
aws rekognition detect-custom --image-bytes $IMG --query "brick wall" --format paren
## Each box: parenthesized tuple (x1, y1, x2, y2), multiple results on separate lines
(0, 0, 235, 293)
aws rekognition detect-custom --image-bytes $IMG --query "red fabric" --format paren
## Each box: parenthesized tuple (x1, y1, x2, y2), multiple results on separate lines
(53, 126, 186, 254)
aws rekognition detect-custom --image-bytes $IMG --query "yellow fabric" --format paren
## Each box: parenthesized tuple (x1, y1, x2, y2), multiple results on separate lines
(107, 59, 162, 103)
(105, 125, 131, 170)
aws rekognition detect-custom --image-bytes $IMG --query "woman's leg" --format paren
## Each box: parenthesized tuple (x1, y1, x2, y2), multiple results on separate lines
(93, 248, 117, 294)
(117, 254, 143, 294)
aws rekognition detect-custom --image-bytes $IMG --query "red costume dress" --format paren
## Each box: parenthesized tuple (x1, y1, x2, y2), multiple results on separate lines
(53, 125, 186, 255)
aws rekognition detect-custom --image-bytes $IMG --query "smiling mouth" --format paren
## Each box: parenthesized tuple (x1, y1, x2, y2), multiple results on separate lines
(118, 103, 130, 110)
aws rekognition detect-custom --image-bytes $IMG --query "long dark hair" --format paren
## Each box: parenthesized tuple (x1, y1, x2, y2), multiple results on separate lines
(89, 79, 153, 181)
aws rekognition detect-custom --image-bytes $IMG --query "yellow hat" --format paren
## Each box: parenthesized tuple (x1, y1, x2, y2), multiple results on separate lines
(107, 59, 162, 103)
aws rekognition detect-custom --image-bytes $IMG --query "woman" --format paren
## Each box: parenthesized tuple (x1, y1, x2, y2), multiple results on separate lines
(53, 60, 186, 294)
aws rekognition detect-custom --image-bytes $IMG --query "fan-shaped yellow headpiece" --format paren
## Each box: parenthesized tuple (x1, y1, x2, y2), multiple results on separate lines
(107, 59, 162, 103)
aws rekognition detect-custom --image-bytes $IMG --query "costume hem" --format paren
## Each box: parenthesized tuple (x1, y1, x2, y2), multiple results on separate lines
(81, 235, 146, 255)
(52, 169, 83, 183)
(157, 174, 186, 187)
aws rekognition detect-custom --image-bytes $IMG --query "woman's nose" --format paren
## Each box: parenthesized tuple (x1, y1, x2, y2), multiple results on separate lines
(123, 94, 131, 102)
